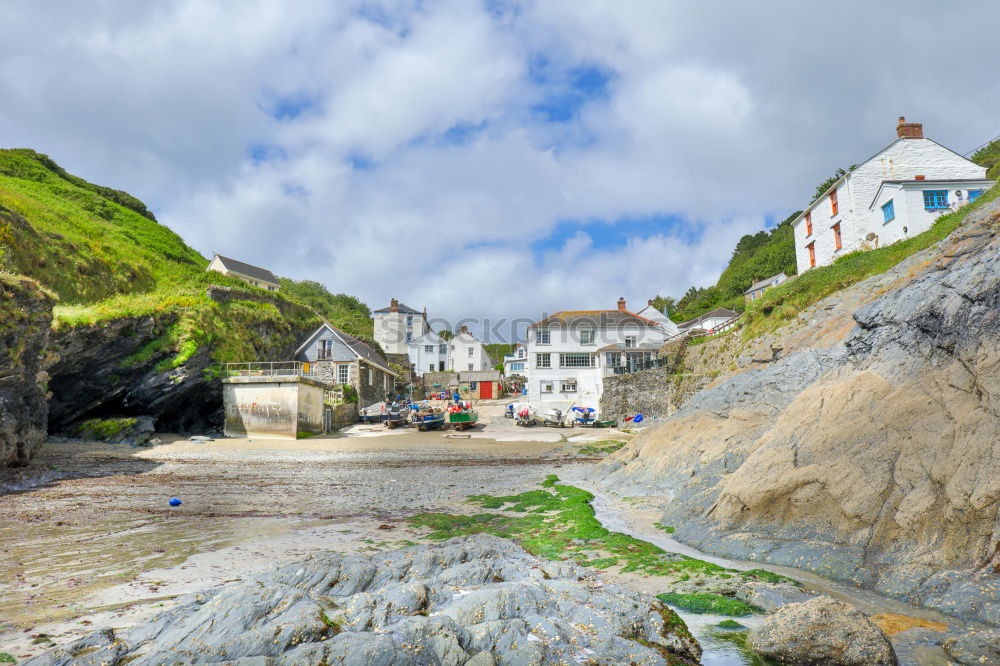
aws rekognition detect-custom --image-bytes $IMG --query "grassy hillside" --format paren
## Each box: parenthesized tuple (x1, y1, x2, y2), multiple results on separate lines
(971, 136, 1000, 180)
(0, 149, 370, 366)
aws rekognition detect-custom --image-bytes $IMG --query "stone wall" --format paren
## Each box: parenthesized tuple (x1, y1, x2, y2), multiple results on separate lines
(0, 275, 55, 466)
(599, 368, 678, 423)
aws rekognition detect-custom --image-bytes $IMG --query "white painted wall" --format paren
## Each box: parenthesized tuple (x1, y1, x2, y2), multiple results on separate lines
(448, 332, 491, 371)
(408, 331, 449, 375)
(374, 310, 427, 355)
(636, 305, 680, 337)
(525, 323, 667, 412)
(793, 137, 988, 272)
(870, 181, 993, 247)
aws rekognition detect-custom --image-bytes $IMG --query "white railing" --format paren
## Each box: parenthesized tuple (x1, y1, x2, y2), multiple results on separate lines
(221, 361, 319, 378)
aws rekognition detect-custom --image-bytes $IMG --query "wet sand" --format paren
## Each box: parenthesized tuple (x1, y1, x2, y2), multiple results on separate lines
(0, 420, 619, 657)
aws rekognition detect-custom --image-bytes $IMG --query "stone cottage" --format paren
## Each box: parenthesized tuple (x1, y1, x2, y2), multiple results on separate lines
(294, 322, 399, 407)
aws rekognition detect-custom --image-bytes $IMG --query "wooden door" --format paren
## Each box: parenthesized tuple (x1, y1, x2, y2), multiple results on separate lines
(480, 382, 493, 399)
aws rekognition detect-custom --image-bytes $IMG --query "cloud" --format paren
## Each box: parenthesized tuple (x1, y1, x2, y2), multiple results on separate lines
(2, 0, 998, 339)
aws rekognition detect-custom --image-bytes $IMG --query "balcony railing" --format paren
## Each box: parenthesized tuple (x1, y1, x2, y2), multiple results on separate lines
(605, 357, 668, 376)
(221, 361, 319, 379)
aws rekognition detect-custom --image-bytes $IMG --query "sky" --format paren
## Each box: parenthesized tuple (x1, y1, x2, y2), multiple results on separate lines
(2, 1, 999, 340)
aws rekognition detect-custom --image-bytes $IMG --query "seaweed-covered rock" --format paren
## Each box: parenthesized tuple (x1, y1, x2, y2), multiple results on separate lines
(25, 535, 702, 665)
(943, 627, 1000, 665)
(0, 274, 54, 467)
(750, 596, 896, 665)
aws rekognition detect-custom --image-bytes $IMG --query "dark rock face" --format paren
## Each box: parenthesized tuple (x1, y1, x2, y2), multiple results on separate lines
(601, 199, 1000, 625)
(0, 275, 54, 467)
(750, 596, 897, 666)
(25, 535, 702, 665)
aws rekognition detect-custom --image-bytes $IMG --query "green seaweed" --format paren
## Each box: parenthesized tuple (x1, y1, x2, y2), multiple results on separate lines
(656, 592, 762, 617)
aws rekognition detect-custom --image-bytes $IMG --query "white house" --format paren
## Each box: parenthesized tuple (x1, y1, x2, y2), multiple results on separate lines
(635, 300, 680, 337)
(206, 253, 280, 291)
(676, 307, 740, 335)
(744, 273, 788, 303)
(503, 344, 528, 376)
(526, 298, 669, 412)
(372, 298, 428, 356)
(408, 330, 449, 376)
(792, 117, 991, 273)
(869, 179, 992, 247)
(448, 326, 493, 372)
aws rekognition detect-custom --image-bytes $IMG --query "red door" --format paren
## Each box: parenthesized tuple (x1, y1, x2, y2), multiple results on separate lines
(480, 382, 493, 399)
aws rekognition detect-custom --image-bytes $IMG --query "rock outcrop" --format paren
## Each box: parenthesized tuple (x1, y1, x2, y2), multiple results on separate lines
(25, 535, 701, 665)
(601, 199, 1000, 625)
(0, 274, 54, 467)
(750, 596, 897, 665)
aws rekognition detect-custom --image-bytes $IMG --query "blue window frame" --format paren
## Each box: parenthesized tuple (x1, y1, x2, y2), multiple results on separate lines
(881, 199, 895, 222)
(969, 189, 984, 202)
(922, 190, 949, 210)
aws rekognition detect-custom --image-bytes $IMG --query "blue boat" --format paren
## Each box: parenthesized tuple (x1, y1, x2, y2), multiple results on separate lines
(571, 406, 596, 427)
(412, 408, 446, 431)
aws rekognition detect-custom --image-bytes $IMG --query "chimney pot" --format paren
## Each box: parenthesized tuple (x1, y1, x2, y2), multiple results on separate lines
(459, 325, 469, 334)
(390, 298, 399, 312)
(896, 116, 923, 139)
(617, 297, 627, 312)
(915, 175, 925, 181)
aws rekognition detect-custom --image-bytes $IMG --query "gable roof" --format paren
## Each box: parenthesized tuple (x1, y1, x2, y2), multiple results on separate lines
(212, 254, 279, 285)
(677, 307, 739, 330)
(373, 301, 421, 314)
(410, 330, 446, 345)
(459, 370, 501, 383)
(868, 178, 994, 210)
(530, 310, 660, 329)
(744, 273, 788, 295)
(295, 322, 396, 376)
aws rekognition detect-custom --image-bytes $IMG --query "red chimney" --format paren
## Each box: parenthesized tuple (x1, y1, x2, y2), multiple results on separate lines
(459, 325, 469, 334)
(617, 297, 626, 312)
(915, 175, 926, 181)
(389, 298, 399, 312)
(896, 116, 923, 139)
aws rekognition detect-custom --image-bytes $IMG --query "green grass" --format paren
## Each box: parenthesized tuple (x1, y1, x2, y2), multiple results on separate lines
(654, 522, 676, 534)
(740, 184, 1000, 341)
(0, 652, 16, 663)
(656, 592, 762, 617)
(408, 475, 744, 577)
(577, 440, 627, 456)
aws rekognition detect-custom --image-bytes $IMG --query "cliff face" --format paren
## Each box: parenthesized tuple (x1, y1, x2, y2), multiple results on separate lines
(601, 199, 1000, 625)
(0, 275, 54, 466)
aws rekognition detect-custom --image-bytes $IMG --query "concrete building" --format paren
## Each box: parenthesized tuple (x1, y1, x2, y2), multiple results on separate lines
(792, 117, 990, 273)
(448, 326, 493, 372)
(295, 322, 399, 407)
(207, 253, 280, 291)
(526, 298, 669, 412)
(744, 273, 788, 303)
(408, 330, 449, 376)
(372, 299, 428, 356)
(222, 375, 325, 439)
(503, 344, 527, 376)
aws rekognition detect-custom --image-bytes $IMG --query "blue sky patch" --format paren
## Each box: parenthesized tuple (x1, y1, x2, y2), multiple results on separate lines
(532, 214, 697, 263)
(258, 89, 319, 121)
(247, 143, 287, 165)
(347, 151, 375, 170)
(530, 63, 614, 123)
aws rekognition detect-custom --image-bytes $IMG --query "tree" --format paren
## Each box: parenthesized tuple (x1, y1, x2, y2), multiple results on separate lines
(971, 137, 1000, 180)
(650, 295, 676, 316)
(438, 329, 454, 340)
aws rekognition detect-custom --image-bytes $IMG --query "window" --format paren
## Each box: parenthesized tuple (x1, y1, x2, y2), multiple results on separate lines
(536, 353, 551, 368)
(405, 332, 412, 343)
(384, 375, 389, 392)
(406, 315, 413, 326)
(559, 353, 594, 368)
(536, 329, 551, 345)
(833, 223, 842, 251)
(367, 368, 372, 385)
(512, 362, 524, 371)
(624, 336, 636, 348)
(580, 329, 595, 345)
(561, 380, 577, 392)
(830, 188, 838, 216)
(807, 242, 816, 268)
(468, 363, 474, 371)
(517, 348, 525, 358)
(467, 347, 474, 357)
(317, 339, 333, 360)
(969, 189, 984, 202)
(605, 352, 622, 367)
(540, 381, 553, 393)
(805, 212, 813, 236)
(923, 190, 949, 209)
(882, 199, 895, 222)
(439, 361, 445, 371)
(424, 345, 434, 353)
(337, 364, 349, 384)
(439, 344, 447, 353)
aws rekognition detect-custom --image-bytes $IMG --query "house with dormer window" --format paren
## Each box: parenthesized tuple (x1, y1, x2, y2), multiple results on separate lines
(792, 117, 992, 272)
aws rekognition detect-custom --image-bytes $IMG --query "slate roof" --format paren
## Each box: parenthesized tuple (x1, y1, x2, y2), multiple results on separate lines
(744, 273, 787, 295)
(597, 342, 663, 352)
(677, 308, 740, 330)
(295, 322, 396, 376)
(459, 371, 502, 383)
(373, 302, 422, 314)
(212, 254, 279, 285)
(530, 310, 659, 329)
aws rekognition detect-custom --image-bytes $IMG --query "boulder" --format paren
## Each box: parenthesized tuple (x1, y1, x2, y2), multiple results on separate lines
(25, 535, 702, 665)
(736, 581, 816, 613)
(943, 628, 1000, 665)
(749, 596, 896, 665)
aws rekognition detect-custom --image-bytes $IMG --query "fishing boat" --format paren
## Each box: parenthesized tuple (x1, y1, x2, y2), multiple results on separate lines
(570, 406, 597, 427)
(380, 401, 409, 429)
(359, 402, 384, 423)
(447, 402, 479, 431)
(411, 405, 446, 431)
